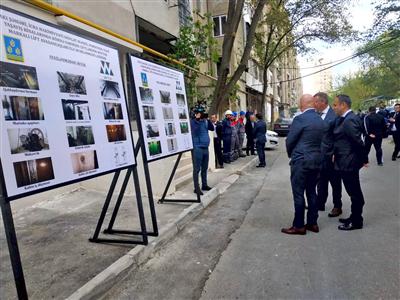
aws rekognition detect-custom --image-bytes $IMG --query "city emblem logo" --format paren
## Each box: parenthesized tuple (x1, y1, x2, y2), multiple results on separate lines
(100, 60, 114, 76)
(3, 35, 24, 62)
(141, 72, 148, 87)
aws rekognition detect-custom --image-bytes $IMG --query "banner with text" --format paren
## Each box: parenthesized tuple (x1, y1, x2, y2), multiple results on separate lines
(0, 7, 136, 200)
(129, 56, 193, 161)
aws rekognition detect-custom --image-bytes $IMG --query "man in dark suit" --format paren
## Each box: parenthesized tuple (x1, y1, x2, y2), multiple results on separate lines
(364, 106, 386, 165)
(253, 113, 267, 167)
(389, 103, 400, 160)
(211, 114, 224, 168)
(314, 92, 343, 217)
(332, 95, 368, 231)
(245, 113, 256, 155)
(282, 94, 324, 235)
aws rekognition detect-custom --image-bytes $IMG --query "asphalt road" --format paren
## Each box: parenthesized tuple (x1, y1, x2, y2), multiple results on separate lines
(106, 138, 400, 300)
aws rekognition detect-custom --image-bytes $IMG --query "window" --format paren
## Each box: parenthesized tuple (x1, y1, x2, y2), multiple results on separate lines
(213, 15, 227, 37)
(179, 0, 191, 27)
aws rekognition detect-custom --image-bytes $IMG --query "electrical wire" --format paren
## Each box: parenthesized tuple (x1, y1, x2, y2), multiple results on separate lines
(251, 33, 400, 86)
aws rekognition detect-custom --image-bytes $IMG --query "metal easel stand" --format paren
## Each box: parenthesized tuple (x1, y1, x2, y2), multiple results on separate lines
(1, 190, 29, 299)
(89, 137, 159, 244)
(158, 151, 201, 204)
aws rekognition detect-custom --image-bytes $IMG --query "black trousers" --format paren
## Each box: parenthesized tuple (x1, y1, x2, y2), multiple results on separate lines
(246, 136, 255, 155)
(340, 170, 365, 226)
(365, 136, 383, 164)
(392, 131, 400, 159)
(256, 141, 266, 166)
(317, 160, 342, 209)
(213, 137, 223, 167)
(290, 161, 319, 228)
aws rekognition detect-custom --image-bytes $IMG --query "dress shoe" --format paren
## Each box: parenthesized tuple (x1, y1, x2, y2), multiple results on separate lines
(239, 154, 246, 158)
(305, 224, 319, 233)
(338, 223, 363, 231)
(392, 157, 396, 161)
(201, 185, 212, 191)
(339, 217, 351, 224)
(281, 226, 306, 235)
(256, 164, 266, 168)
(397, 155, 400, 158)
(378, 163, 383, 166)
(194, 189, 204, 195)
(328, 208, 342, 217)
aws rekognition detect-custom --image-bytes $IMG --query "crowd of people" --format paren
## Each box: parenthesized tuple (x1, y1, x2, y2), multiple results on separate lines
(190, 107, 267, 195)
(189, 95, 400, 234)
(282, 93, 400, 235)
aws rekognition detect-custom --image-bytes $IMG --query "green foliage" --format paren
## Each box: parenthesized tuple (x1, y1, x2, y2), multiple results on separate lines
(171, 14, 218, 107)
(333, 31, 400, 110)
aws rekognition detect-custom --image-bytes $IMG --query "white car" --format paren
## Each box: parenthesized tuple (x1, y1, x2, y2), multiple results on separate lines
(242, 130, 279, 150)
(266, 130, 279, 149)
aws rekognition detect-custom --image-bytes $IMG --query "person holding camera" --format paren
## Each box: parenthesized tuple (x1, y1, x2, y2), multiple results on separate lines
(191, 108, 214, 195)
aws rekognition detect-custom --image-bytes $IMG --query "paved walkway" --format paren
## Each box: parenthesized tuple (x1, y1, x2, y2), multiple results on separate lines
(0, 154, 256, 299)
(105, 139, 399, 300)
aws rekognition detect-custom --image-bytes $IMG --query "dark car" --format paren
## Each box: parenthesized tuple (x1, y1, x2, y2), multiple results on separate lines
(273, 118, 293, 136)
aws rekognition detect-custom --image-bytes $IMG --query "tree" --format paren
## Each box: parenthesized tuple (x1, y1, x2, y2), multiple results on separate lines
(171, 14, 218, 107)
(254, 0, 354, 123)
(209, 0, 268, 114)
(371, 0, 400, 37)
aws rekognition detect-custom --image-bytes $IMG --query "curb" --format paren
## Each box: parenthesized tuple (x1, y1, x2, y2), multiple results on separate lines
(67, 157, 258, 300)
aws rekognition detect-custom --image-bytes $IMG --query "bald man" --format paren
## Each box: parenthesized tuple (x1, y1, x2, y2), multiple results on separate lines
(282, 94, 325, 235)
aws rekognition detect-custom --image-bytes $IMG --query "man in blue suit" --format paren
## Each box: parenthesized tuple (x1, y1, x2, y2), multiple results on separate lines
(314, 92, 343, 217)
(282, 94, 324, 235)
(332, 95, 368, 230)
(253, 113, 267, 167)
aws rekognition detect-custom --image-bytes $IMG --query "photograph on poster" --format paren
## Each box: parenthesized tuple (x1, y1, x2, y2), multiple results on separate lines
(142, 105, 156, 120)
(8, 127, 49, 154)
(70, 150, 99, 174)
(162, 107, 174, 120)
(103, 102, 123, 120)
(100, 79, 120, 99)
(62, 99, 91, 120)
(180, 122, 189, 134)
(2, 96, 44, 121)
(178, 108, 188, 120)
(148, 140, 162, 156)
(164, 122, 176, 136)
(146, 123, 159, 138)
(139, 87, 153, 103)
(106, 124, 127, 142)
(13, 157, 55, 187)
(167, 138, 177, 152)
(176, 93, 186, 106)
(113, 145, 128, 165)
(66, 126, 95, 147)
(160, 91, 171, 104)
(57, 71, 87, 94)
(0, 61, 39, 90)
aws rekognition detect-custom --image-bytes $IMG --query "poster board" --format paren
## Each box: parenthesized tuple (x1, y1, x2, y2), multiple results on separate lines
(0, 6, 136, 200)
(129, 55, 193, 162)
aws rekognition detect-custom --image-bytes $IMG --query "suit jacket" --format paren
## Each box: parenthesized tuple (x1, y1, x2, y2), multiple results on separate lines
(321, 107, 338, 158)
(333, 111, 368, 172)
(364, 112, 386, 138)
(214, 121, 223, 140)
(245, 119, 255, 139)
(286, 109, 324, 169)
(389, 111, 400, 132)
(253, 120, 267, 143)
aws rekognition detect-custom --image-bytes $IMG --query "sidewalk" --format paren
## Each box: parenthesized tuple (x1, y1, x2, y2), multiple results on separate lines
(0, 153, 259, 299)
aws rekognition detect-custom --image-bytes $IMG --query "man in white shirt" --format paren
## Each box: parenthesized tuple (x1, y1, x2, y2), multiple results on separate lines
(314, 92, 342, 217)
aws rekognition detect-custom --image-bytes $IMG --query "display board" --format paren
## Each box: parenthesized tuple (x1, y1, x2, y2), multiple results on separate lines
(129, 56, 193, 162)
(0, 7, 136, 200)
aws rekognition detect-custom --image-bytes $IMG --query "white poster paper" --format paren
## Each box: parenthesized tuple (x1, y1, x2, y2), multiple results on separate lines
(0, 7, 135, 199)
(129, 56, 193, 161)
